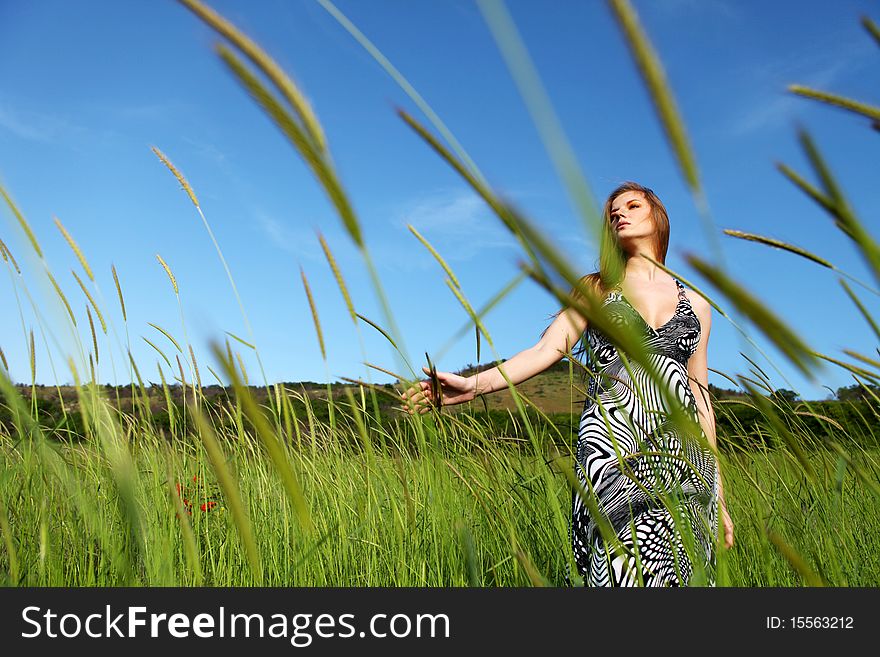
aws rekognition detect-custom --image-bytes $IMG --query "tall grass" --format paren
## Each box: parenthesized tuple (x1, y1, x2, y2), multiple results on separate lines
(0, 0, 879, 586)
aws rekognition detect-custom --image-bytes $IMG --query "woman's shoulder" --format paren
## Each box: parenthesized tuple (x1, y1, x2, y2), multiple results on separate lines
(682, 284, 711, 317)
(574, 272, 603, 294)
(567, 272, 608, 308)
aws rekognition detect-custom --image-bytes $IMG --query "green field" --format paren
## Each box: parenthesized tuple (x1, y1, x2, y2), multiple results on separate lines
(2, 373, 879, 586)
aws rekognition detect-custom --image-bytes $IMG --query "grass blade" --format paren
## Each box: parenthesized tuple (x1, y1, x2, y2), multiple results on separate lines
(0, 182, 42, 258)
(839, 278, 880, 341)
(766, 527, 825, 586)
(86, 305, 99, 365)
(0, 237, 21, 274)
(148, 322, 183, 353)
(189, 343, 202, 391)
(143, 336, 173, 369)
(315, 0, 487, 186)
(216, 44, 363, 249)
(0, 494, 18, 585)
(476, 0, 601, 238)
(211, 341, 314, 534)
(46, 271, 77, 327)
(111, 263, 127, 322)
(54, 216, 94, 281)
(317, 231, 357, 323)
(788, 129, 880, 283)
(408, 224, 461, 289)
(176, 0, 326, 153)
(71, 270, 106, 333)
(788, 84, 880, 123)
(606, 0, 699, 192)
(723, 229, 833, 268)
(356, 313, 397, 350)
(300, 267, 325, 360)
(863, 15, 880, 48)
(224, 330, 256, 350)
(189, 400, 263, 581)
(686, 253, 818, 379)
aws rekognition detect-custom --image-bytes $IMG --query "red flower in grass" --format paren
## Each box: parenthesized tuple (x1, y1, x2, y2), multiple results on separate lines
(175, 482, 193, 515)
(175, 477, 218, 516)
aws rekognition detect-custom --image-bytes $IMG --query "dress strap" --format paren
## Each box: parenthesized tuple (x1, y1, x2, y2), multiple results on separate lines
(606, 281, 623, 300)
(674, 278, 688, 300)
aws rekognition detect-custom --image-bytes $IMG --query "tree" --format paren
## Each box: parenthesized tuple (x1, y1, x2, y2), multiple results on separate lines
(835, 383, 880, 402)
(771, 388, 799, 404)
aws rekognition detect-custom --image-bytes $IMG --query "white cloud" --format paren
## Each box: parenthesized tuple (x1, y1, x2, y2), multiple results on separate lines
(254, 188, 596, 279)
(256, 209, 360, 266)
(0, 102, 79, 142)
(728, 94, 799, 138)
(364, 187, 599, 280)
(727, 34, 875, 137)
(256, 212, 324, 261)
(392, 188, 520, 262)
(181, 136, 228, 166)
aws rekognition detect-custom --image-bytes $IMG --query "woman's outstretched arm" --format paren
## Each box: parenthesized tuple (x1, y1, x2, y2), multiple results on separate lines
(400, 304, 588, 413)
(472, 305, 588, 395)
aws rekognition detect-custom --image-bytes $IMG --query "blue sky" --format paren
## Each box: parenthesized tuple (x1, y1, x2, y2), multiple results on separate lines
(1, 0, 878, 401)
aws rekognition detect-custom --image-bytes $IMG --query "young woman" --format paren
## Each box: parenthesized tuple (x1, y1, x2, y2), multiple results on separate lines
(400, 181, 734, 586)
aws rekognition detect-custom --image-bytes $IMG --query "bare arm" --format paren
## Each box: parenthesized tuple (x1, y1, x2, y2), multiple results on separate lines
(686, 293, 734, 548)
(400, 297, 589, 412)
(470, 305, 587, 395)
(687, 295, 721, 477)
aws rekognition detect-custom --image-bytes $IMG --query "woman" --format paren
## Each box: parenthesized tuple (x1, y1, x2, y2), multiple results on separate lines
(401, 181, 734, 586)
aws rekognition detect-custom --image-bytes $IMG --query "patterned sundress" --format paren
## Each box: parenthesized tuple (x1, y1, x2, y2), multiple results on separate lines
(571, 278, 719, 586)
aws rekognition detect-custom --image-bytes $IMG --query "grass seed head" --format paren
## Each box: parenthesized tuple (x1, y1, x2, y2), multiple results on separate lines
(151, 146, 200, 208)
(111, 264, 127, 322)
(54, 216, 94, 281)
(156, 254, 179, 295)
(0, 237, 21, 274)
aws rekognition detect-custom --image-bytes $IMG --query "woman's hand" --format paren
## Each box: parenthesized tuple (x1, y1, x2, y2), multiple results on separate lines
(399, 366, 476, 414)
(720, 502, 734, 549)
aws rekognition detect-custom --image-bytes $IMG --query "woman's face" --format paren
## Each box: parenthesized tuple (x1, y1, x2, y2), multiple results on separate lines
(609, 190, 653, 239)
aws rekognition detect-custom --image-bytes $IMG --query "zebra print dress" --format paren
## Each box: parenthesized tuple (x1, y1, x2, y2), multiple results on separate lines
(571, 278, 719, 586)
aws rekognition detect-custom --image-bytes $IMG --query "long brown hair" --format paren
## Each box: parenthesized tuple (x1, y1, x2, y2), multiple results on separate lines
(573, 181, 671, 304)
(543, 182, 671, 344)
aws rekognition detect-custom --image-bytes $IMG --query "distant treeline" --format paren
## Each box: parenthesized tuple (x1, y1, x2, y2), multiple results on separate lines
(3, 379, 877, 454)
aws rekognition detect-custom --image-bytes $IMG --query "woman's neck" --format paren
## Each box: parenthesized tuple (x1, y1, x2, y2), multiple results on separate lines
(623, 249, 664, 282)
